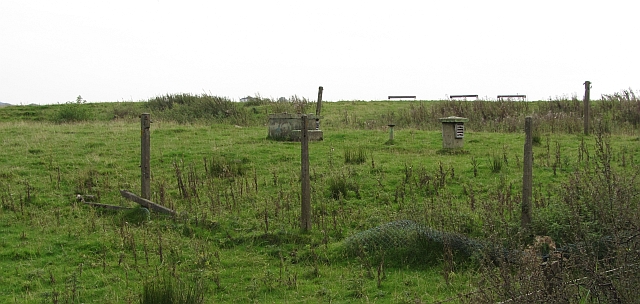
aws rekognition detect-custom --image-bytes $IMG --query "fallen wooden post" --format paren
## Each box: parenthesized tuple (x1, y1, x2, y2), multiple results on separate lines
(77, 194, 135, 211)
(120, 190, 176, 216)
(84, 202, 134, 211)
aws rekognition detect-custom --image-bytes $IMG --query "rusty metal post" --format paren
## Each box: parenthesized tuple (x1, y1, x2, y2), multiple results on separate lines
(141, 113, 151, 200)
(301, 115, 311, 231)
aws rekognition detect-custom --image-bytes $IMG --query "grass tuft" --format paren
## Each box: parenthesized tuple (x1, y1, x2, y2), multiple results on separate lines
(344, 148, 367, 165)
(140, 274, 206, 304)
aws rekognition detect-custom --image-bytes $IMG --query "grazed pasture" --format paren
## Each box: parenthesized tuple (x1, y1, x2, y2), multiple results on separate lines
(1, 94, 639, 303)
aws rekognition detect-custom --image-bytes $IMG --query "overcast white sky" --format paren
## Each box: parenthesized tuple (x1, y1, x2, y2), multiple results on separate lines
(1, 0, 638, 105)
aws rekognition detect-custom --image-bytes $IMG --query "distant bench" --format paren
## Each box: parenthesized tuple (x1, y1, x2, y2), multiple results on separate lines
(388, 95, 416, 100)
(449, 95, 478, 100)
(497, 94, 527, 101)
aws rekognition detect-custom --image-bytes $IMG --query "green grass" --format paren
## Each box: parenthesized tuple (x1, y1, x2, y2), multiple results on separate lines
(1, 97, 639, 303)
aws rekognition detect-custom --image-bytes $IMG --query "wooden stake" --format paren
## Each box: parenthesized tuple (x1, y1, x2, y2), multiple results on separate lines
(521, 116, 533, 231)
(141, 113, 151, 200)
(316, 86, 323, 117)
(583, 81, 591, 136)
(301, 115, 311, 231)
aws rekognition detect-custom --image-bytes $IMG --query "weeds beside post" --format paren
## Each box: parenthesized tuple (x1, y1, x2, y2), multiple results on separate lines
(141, 113, 151, 200)
(584, 81, 591, 136)
(301, 115, 311, 231)
(521, 116, 533, 231)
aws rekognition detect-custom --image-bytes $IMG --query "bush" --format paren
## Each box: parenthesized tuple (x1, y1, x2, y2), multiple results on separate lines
(146, 93, 241, 123)
(382, 91, 640, 134)
(241, 95, 271, 107)
(53, 95, 91, 123)
(472, 130, 640, 303)
(112, 102, 143, 119)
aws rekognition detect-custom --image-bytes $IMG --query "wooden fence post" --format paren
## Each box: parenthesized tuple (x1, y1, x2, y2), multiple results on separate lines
(522, 116, 533, 231)
(584, 81, 591, 135)
(316, 86, 324, 117)
(301, 115, 311, 231)
(141, 113, 151, 200)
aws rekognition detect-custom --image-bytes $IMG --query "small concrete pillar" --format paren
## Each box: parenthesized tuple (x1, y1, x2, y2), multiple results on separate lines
(388, 124, 395, 141)
(439, 116, 468, 149)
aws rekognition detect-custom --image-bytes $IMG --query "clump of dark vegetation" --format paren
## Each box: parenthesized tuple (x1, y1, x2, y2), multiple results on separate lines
(471, 128, 640, 303)
(206, 155, 248, 179)
(489, 154, 502, 173)
(112, 102, 144, 120)
(241, 94, 311, 114)
(143, 93, 314, 125)
(600, 89, 640, 127)
(140, 273, 206, 304)
(374, 90, 640, 135)
(53, 95, 91, 123)
(327, 173, 360, 199)
(344, 148, 367, 165)
(146, 93, 244, 124)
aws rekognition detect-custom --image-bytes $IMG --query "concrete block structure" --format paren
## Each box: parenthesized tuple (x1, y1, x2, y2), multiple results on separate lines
(439, 116, 468, 149)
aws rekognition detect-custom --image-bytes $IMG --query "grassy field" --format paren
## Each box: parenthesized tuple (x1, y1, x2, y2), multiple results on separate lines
(1, 95, 639, 303)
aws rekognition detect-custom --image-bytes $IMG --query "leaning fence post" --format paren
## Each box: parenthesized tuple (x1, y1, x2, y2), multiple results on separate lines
(521, 116, 533, 231)
(583, 81, 591, 135)
(300, 115, 311, 231)
(316, 86, 323, 117)
(141, 113, 151, 200)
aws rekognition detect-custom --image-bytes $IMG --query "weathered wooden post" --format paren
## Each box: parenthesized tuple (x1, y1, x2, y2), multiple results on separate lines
(301, 115, 311, 231)
(141, 113, 151, 200)
(583, 81, 591, 135)
(521, 116, 533, 231)
(316, 86, 323, 117)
